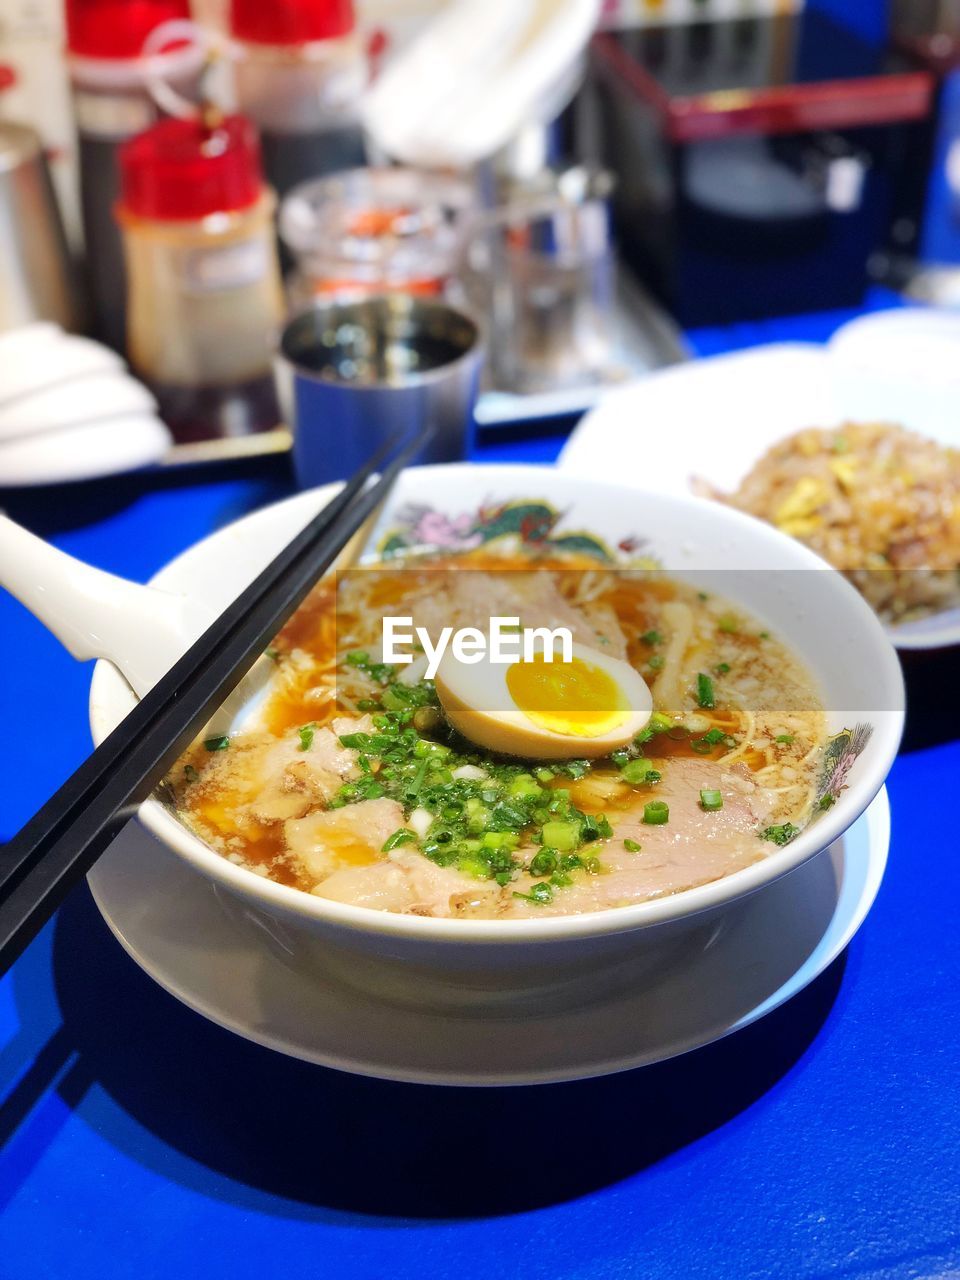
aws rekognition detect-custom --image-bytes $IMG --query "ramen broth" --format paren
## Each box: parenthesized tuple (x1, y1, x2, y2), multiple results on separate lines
(171, 550, 828, 919)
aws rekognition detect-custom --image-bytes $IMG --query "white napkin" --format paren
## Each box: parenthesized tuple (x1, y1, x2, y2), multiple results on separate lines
(362, 0, 601, 169)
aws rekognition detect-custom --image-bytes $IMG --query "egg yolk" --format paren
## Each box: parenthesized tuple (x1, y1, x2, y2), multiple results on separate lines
(506, 654, 629, 738)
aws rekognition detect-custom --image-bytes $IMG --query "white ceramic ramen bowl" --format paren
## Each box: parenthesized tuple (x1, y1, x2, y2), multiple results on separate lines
(7, 464, 906, 1015)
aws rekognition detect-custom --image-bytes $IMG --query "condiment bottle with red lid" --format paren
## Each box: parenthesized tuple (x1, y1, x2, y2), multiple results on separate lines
(228, 0, 368, 201)
(117, 113, 283, 443)
(66, 0, 205, 351)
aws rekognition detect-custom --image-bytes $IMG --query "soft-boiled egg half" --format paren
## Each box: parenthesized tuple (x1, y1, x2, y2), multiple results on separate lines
(434, 641, 653, 759)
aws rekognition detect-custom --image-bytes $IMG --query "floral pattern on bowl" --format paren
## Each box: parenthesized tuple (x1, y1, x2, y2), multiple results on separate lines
(377, 497, 650, 563)
(815, 723, 875, 812)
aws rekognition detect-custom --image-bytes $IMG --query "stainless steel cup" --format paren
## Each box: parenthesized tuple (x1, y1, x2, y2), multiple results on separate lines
(0, 122, 80, 333)
(276, 294, 483, 487)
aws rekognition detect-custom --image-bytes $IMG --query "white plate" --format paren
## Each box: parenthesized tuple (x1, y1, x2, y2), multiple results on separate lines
(0, 413, 171, 486)
(0, 331, 124, 406)
(86, 788, 890, 1087)
(559, 338, 960, 649)
(0, 371, 157, 442)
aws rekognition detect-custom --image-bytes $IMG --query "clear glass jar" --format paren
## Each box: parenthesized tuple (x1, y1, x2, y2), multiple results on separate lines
(117, 115, 284, 442)
(279, 167, 474, 308)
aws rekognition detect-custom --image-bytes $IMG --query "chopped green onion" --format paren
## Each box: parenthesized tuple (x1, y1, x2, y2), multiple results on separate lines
(718, 615, 739, 634)
(623, 838, 642, 852)
(819, 793, 836, 810)
(698, 591, 709, 601)
(529, 848, 558, 877)
(264, 646, 281, 662)
(508, 774, 541, 799)
(696, 673, 715, 709)
(715, 663, 731, 674)
(183, 764, 199, 784)
(648, 655, 665, 671)
(700, 789, 723, 811)
(541, 820, 579, 851)
(513, 883, 553, 905)
(643, 801, 669, 825)
(775, 734, 795, 745)
(620, 757, 657, 785)
(535, 767, 555, 783)
(298, 725, 315, 752)
(649, 712, 674, 734)
(560, 759, 589, 779)
(640, 630, 662, 646)
(761, 822, 799, 846)
(758, 631, 770, 640)
(583, 856, 603, 875)
(382, 829, 417, 852)
(203, 735, 229, 752)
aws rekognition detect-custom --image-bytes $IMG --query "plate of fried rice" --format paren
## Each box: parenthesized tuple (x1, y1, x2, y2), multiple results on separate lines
(560, 322, 960, 648)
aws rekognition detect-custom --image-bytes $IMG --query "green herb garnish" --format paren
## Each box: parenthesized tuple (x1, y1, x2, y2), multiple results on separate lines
(643, 801, 669, 825)
(641, 630, 662, 646)
(204, 735, 229, 752)
(700, 789, 723, 811)
(623, 838, 642, 852)
(620, 757, 660, 785)
(513, 883, 554, 906)
(529, 848, 558, 877)
(696, 673, 715, 709)
(761, 822, 800, 846)
(382, 828, 417, 851)
(298, 725, 315, 752)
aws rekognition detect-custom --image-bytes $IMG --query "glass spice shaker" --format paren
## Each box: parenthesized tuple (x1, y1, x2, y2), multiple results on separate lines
(116, 112, 284, 443)
(227, 0, 368, 202)
(66, 0, 204, 352)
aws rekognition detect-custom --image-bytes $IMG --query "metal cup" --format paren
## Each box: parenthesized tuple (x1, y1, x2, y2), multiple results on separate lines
(276, 294, 483, 487)
(0, 122, 80, 333)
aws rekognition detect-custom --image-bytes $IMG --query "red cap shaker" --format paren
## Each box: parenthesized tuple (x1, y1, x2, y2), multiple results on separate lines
(66, 0, 192, 59)
(228, 0, 355, 45)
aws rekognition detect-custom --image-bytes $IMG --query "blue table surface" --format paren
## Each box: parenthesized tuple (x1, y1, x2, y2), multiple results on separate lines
(2, 292, 959, 1280)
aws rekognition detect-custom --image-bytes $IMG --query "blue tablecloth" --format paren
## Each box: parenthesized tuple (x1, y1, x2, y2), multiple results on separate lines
(2, 293, 958, 1279)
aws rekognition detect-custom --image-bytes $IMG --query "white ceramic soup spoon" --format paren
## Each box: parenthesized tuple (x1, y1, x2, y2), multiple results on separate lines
(0, 512, 213, 698)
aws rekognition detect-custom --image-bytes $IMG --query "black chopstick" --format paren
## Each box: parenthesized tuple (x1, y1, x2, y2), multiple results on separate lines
(0, 424, 431, 976)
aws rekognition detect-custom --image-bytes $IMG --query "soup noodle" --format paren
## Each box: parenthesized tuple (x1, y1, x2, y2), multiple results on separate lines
(170, 549, 828, 919)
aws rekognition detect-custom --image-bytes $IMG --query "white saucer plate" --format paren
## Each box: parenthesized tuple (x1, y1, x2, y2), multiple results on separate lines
(87, 788, 890, 1088)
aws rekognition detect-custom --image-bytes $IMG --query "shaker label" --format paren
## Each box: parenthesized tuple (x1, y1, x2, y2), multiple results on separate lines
(73, 91, 156, 138)
(181, 240, 270, 294)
